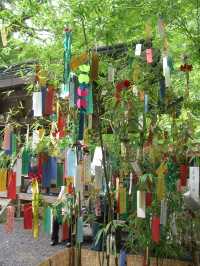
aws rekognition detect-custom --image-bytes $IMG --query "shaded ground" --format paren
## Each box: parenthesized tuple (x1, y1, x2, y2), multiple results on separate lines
(0, 219, 63, 266)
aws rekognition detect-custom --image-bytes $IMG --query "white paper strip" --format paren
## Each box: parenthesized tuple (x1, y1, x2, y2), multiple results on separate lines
(160, 199, 167, 226)
(108, 65, 115, 82)
(135, 44, 142, 56)
(189, 166, 199, 200)
(13, 158, 22, 187)
(129, 173, 133, 195)
(137, 191, 146, 218)
(32, 91, 42, 117)
(95, 166, 103, 190)
(32, 130, 40, 150)
(163, 56, 171, 87)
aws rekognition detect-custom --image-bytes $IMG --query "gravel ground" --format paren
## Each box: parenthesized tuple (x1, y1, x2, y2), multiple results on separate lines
(0, 218, 64, 266)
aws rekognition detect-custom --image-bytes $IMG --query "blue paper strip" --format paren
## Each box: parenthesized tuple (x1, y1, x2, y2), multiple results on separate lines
(67, 149, 76, 177)
(119, 249, 126, 266)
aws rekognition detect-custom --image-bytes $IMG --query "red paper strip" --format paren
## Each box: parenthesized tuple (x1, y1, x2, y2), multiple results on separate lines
(146, 192, 152, 207)
(45, 86, 55, 115)
(152, 216, 160, 243)
(115, 80, 130, 102)
(180, 165, 188, 186)
(24, 204, 33, 229)
(146, 49, 153, 64)
(62, 223, 69, 241)
(7, 171, 16, 200)
(57, 111, 65, 138)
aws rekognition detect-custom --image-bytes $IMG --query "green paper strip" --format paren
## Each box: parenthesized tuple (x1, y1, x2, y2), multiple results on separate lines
(43, 206, 52, 235)
(11, 133, 17, 157)
(86, 85, 93, 114)
(57, 163, 64, 188)
(22, 147, 30, 175)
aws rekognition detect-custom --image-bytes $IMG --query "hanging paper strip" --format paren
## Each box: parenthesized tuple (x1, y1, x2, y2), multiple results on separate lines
(86, 85, 93, 114)
(151, 216, 160, 243)
(32, 129, 40, 150)
(14, 158, 22, 187)
(189, 166, 199, 200)
(180, 165, 188, 187)
(0, 169, 7, 192)
(2, 125, 12, 153)
(67, 149, 77, 178)
(91, 53, 99, 81)
(7, 170, 16, 200)
(1, 26, 7, 47)
(119, 249, 126, 266)
(144, 94, 148, 113)
(159, 78, 166, 101)
(24, 203, 33, 229)
(146, 192, 152, 207)
(129, 173, 133, 195)
(22, 147, 30, 176)
(70, 52, 88, 72)
(5, 206, 15, 233)
(57, 163, 64, 188)
(75, 164, 83, 197)
(45, 86, 55, 115)
(42, 156, 57, 188)
(146, 49, 153, 64)
(32, 91, 42, 117)
(76, 217, 83, 243)
(135, 44, 142, 56)
(43, 206, 52, 235)
(78, 111, 85, 141)
(64, 29, 72, 84)
(160, 199, 167, 226)
(57, 111, 65, 138)
(108, 65, 115, 82)
(119, 187, 127, 215)
(62, 223, 69, 241)
(41, 87, 47, 115)
(137, 191, 146, 218)
(32, 179, 39, 239)
(69, 79, 75, 107)
(11, 133, 17, 156)
(95, 166, 103, 190)
(157, 176, 165, 201)
(163, 56, 171, 87)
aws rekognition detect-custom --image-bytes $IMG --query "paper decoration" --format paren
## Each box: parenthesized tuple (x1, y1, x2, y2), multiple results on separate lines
(42, 156, 57, 188)
(129, 173, 133, 195)
(22, 147, 30, 176)
(78, 111, 85, 140)
(135, 44, 142, 56)
(1, 26, 7, 47)
(32, 129, 40, 150)
(7, 171, 16, 200)
(75, 164, 83, 200)
(95, 166, 103, 190)
(2, 125, 12, 152)
(189, 167, 199, 200)
(32, 179, 39, 239)
(151, 216, 160, 243)
(32, 91, 42, 117)
(180, 165, 188, 187)
(157, 176, 165, 201)
(5, 206, 15, 233)
(119, 187, 127, 215)
(163, 56, 171, 87)
(24, 203, 33, 229)
(108, 65, 115, 82)
(13, 158, 22, 187)
(67, 149, 77, 178)
(43, 206, 52, 235)
(160, 199, 167, 226)
(137, 191, 146, 218)
(146, 192, 152, 207)
(70, 52, 88, 71)
(146, 49, 153, 64)
(57, 163, 64, 187)
(119, 249, 126, 266)
(144, 94, 148, 113)
(0, 169, 7, 192)
(77, 217, 83, 243)
(45, 86, 55, 115)
(86, 85, 93, 114)
(91, 53, 99, 81)
(62, 223, 69, 241)
(11, 133, 17, 156)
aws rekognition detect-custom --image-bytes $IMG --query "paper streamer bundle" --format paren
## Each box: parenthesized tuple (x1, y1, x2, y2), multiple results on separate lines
(5, 206, 15, 233)
(24, 203, 33, 229)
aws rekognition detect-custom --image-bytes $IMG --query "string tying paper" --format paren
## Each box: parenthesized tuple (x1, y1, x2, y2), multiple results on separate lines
(0, 169, 7, 192)
(5, 206, 15, 233)
(32, 91, 42, 117)
(24, 203, 33, 229)
(151, 216, 160, 243)
(7, 170, 16, 200)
